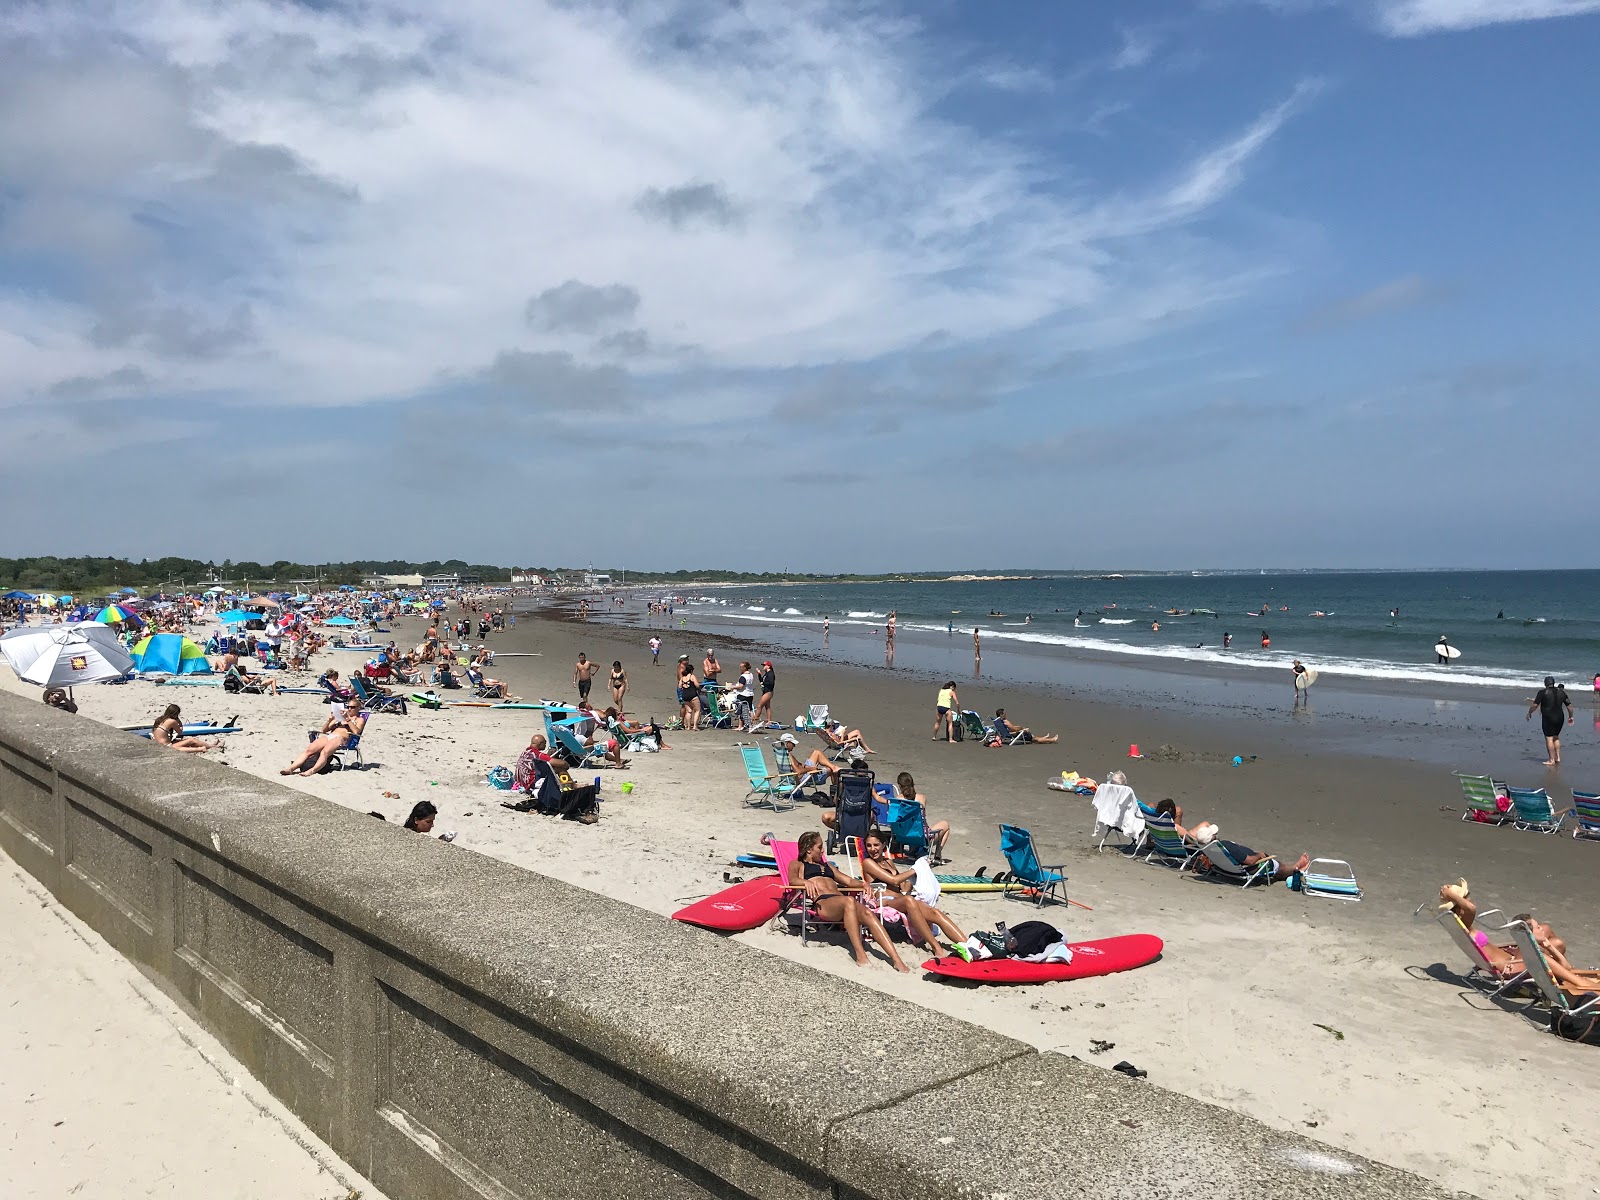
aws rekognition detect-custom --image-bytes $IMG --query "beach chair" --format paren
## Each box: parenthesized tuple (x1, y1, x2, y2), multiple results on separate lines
(815, 724, 855, 762)
(699, 685, 733, 730)
(1455, 772, 1512, 825)
(1507, 787, 1567, 835)
(741, 745, 796, 812)
(307, 724, 365, 771)
(773, 743, 829, 802)
(223, 665, 269, 695)
(1432, 908, 1530, 998)
(769, 839, 840, 947)
(958, 710, 991, 742)
(797, 704, 829, 732)
(1571, 791, 1600, 841)
(997, 823, 1068, 907)
(1137, 813, 1201, 870)
(886, 798, 929, 859)
(1092, 783, 1147, 852)
(351, 674, 407, 715)
(827, 768, 876, 855)
(1300, 858, 1363, 902)
(1192, 840, 1274, 888)
(550, 720, 606, 769)
(1507, 921, 1600, 1020)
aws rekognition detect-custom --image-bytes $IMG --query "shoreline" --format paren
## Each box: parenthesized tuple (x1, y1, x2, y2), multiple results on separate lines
(5, 602, 1598, 1198)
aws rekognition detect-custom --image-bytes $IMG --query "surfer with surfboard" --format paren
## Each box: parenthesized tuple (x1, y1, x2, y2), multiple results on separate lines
(1435, 634, 1459, 665)
(1292, 659, 1317, 705)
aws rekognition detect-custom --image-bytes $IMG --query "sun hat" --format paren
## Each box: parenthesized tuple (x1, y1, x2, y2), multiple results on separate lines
(678, 653, 689, 661)
(779, 732, 798, 746)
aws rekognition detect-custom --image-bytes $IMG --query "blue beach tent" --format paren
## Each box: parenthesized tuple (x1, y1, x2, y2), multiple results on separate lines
(131, 633, 213, 675)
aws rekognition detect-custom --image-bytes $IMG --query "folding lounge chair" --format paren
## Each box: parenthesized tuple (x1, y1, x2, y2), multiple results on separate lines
(997, 823, 1068, 907)
(351, 674, 407, 715)
(815, 725, 854, 762)
(798, 704, 829, 732)
(1433, 908, 1529, 999)
(1091, 783, 1147, 853)
(1455, 773, 1512, 825)
(1300, 858, 1363, 901)
(741, 745, 796, 812)
(826, 768, 876, 856)
(699, 686, 733, 730)
(1137, 813, 1201, 869)
(773, 743, 829, 803)
(1507, 921, 1600, 1021)
(1572, 791, 1600, 841)
(224, 666, 269, 695)
(769, 839, 842, 947)
(1193, 840, 1275, 888)
(550, 720, 607, 769)
(307, 724, 365, 771)
(1507, 787, 1567, 835)
(958, 710, 991, 742)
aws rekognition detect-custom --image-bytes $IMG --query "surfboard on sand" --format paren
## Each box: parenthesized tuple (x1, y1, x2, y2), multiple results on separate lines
(921, 934, 1163, 984)
(672, 875, 784, 932)
(1435, 644, 1462, 660)
(1295, 667, 1319, 690)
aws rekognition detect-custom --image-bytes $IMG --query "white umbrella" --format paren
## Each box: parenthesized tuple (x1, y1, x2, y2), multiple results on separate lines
(0, 623, 135, 689)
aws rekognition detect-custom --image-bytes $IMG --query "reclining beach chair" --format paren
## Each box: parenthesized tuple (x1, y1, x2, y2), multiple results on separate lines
(826, 768, 876, 855)
(1193, 840, 1274, 888)
(1091, 782, 1146, 852)
(699, 685, 733, 730)
(998, 823, 1068, 907)
(1300, 858, 1363, 901)
(550, 720, 606, 769)
(1507, 921, 1600, 1021)
(1433, 907, 1529, 998)
(741, 745, 796, 812)
(798, 704, 829, 732)
(1137, 813, 1201, 870)
(1455, 773, 1512, 825)
(815, 724, 855, 762)
(223, 665, 269, 695)
(1507, 787, 1567, 835)
(307, 724, 365, 771)
(351, 673, 407, 715)
(773, 742, 829, 802)
(769, 839, 839, 946)
(1571, 791, 1600, 841)
(958, 710, 991, 742)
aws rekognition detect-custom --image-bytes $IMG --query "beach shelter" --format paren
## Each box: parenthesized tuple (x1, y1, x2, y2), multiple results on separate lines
(2, 590, 37, 601)
(130, 633, 212, 675)
(119, 587, 139, 596)
(324, 615, 357, 626)
(2, 623, 134, 688)
(35, 593, 59, 608)
(94, 604, 142, 626)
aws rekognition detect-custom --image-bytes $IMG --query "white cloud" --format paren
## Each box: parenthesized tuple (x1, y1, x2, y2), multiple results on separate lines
(0, 0, 1309, 422)
(1375, 0, 1600, 34)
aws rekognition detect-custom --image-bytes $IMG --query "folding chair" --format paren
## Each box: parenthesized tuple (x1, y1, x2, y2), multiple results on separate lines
(1192, 840, 1275, 888)
(1507, 921, 1600, 1021)
(958, 710, 991, 742)
(997, 823, 1068, 907)
(1455, 772, 1512, 825)
(1433, 907, 1529, 998)
(1137, 813, 1201, 869)
(1301, 858, 1363, 901)
(740, 745, 795, 812)
(827, 768, 876, 856)
(549, 720, 606, 769)
(1572, 791, 1600, 841)
(1507, 787, 1568, 835)
(351, 673, 407, 715)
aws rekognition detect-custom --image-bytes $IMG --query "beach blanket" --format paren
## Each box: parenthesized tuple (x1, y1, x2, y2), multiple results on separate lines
(1092, 783, 1144, 843)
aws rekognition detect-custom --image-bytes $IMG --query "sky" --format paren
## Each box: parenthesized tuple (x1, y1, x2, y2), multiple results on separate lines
(2, 0, 1597, 573)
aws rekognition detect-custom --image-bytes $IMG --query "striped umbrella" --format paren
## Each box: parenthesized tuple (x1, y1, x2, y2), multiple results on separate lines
(93, 604, 141, 625)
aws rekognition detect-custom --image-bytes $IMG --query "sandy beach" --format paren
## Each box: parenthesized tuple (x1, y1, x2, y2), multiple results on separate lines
(7, 602, 1598, 1199)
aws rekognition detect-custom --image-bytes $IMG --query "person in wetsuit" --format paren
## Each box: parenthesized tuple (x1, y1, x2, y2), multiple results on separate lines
(1527, 676, 1575, 766)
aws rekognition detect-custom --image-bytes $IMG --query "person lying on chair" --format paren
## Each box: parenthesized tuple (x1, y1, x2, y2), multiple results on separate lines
(466, 664, 507, 697)
(221, 650, 280, 694)
(280, 702, 365, 776)
(1438, 880, 1600, 993)
(788, 831, 908, 972)
(991, 708, 1056, 744)
(823, 719, 875, 755)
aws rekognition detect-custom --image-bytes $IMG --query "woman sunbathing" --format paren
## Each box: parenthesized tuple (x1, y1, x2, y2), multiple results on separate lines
(1438, 881, 1600, 992)
(280, 701, 366, 776)
(150, 704, 221, 753)
(824, 719, 875, 755)
(788, 831, 908, 972)
(861, 830, 970, 960)
(1153, 799, 1219, 844)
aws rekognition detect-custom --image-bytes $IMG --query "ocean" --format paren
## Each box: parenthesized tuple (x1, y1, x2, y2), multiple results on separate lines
(651, 570, 1599, 693)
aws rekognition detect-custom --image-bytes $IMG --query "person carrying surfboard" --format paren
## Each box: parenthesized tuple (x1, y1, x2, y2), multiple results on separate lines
(1436, 634, 1454, 665)
(1292, 659, 1314, 706)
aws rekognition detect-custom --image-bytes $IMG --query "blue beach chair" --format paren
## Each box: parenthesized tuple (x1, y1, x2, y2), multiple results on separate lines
(741, 745, 795, 812)
(1571, 791, 1600, 841)
(997, 823, 1068, 908)
(1300, 858, 1363, 901)
(1138, 813, 1200, 870)
(550, 720, 606, 769)
(1506, 786, 1567, 835)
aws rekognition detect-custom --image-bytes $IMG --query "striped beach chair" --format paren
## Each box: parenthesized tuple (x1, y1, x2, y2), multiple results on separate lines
(1300, 858, 1363, 901)
(1571, 791, 1600, 841)
(1137, 813, 1200, 870)
(1507, 786, 1567, 835)
(1455, 773, 1512, 825)
(1507, 922, 1600, 1020)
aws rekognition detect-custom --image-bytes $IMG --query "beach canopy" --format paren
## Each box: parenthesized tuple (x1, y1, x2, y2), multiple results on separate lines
(324, 615, 358, 626)
(119, 587, 139, 595)
(130, 633, 212, 675)
(217, 609, 256, 625)
(2, 589, 37, 601)
(206, 585, 227, 594)
(1, 623, 134, 687)
(94, 604, 142, 625)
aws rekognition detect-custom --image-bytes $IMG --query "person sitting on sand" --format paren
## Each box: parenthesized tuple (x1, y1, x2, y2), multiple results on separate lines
(404, 801, 437, 832)
(150, 703, 221, 753)
(991, 708, 1057, 744)
(280, 701, 366, 776)
(860, 829, 969, 960)
(1437, 881, 1600, 992)
(890, 772, 951, 863)
(788, 831, 908, 972)
(513, 733, 553, 790)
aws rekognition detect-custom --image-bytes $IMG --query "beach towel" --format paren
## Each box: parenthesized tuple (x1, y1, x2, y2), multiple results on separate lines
(910, 857, 941, 906)
(1092, 783, 1143, 842)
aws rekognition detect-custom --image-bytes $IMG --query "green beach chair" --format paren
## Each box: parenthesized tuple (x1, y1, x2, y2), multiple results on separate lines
(1138, 813, 1200, 870)
(1507, 921, 1600, 1021)
(1572, 791, 1600, 841)
(959, 710, 991, 742)
(740, 745, 795, 812)
(1455, 773, 1512, 826)
(1507, 787, 1567, 835)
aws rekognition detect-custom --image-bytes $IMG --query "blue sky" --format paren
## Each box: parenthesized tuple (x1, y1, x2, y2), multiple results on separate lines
(2, 0, 1596, 571)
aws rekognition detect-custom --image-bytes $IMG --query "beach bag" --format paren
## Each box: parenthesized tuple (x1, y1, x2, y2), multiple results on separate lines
(1552, 1000, 1600, 1044)
(223, 673, 243, 693)
(951, 718, 964, 742)
(486, 766, 513, 790)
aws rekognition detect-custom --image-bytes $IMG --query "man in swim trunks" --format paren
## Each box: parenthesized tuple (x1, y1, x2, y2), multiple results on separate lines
(573, 653, 600, 701)
(1527, 676, 1574, 766)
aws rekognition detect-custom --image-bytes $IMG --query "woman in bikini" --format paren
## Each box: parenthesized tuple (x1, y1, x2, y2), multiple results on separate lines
(610, 661, 628, 713)
(860, 830, 969, 960)
(787, 831, 908, 972)
(676, 659, 702, 731)
(150, 704, 221, 753)
(280, 701, 366, 776)
(1438, 881, 1600, 992)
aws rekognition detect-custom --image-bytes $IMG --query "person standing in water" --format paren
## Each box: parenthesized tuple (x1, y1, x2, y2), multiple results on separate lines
(1260, 630, 1270, 650)
(1528, 676, 1574, 767)
(1223, 631, 1232, 649)
(972, 627, 981, 661)
(1435, 635, 1453, 665)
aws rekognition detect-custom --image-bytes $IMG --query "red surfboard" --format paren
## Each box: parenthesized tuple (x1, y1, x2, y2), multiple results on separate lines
(672, 874, 785, 932)
(921, 934, 1163, 984)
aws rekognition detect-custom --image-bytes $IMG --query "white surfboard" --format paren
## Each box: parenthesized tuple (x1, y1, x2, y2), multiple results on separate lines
(1435, 644, 1462, 660)
(1295, 667, 1319, 690)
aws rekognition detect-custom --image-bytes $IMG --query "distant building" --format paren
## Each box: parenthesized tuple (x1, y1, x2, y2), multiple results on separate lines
(364, 573, 423, 588)
(422, 573, 460, 590)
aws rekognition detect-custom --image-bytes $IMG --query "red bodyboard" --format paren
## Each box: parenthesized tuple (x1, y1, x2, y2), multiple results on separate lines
(672, 874, 784, 932)
(921, 934, 1163, 983)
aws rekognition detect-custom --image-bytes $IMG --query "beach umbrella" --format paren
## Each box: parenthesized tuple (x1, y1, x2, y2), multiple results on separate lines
(35, 593, 59, 608)
(2, 623, 134, 688)
(217, 609, 255, 625)
(93, 604, 142, 625)
(119, 587, 138, 595)
(324, 615, 357, 626)
(248, 595, 283, 608)
(206, 585, 227, 594)
(129, 633, 212, 675)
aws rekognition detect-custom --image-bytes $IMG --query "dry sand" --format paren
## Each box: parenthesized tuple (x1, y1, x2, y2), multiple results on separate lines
(6, 605, 1598, 1199)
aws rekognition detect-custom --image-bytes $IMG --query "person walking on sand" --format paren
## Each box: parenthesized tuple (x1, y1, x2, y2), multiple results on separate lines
(1291, 659, 1310, 706)
(648, 635, 661, 664)
(573, 653, 601, 701)
(1528, 676, 1575, 766)
(753, 660, 776, 729)
(933, 681, 959, 742)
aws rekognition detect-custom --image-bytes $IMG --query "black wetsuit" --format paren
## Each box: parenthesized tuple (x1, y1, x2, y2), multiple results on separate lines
(1535, 686, 1570, 738)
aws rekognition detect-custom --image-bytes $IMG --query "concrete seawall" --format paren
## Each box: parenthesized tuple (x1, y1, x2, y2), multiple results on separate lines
(0, 691, 1450, 1200)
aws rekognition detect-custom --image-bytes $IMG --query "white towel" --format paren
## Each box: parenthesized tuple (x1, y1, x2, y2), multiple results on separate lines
(910, 856, 941, 906)
(1092, 783, 1143, 841)
(1021, 939, 1074, 964)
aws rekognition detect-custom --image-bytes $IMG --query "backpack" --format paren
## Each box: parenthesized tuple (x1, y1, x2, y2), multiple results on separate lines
(951, 717, 964, 742)
(223, 673, 243, 693)
(1552, 999, 1600, 1044)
